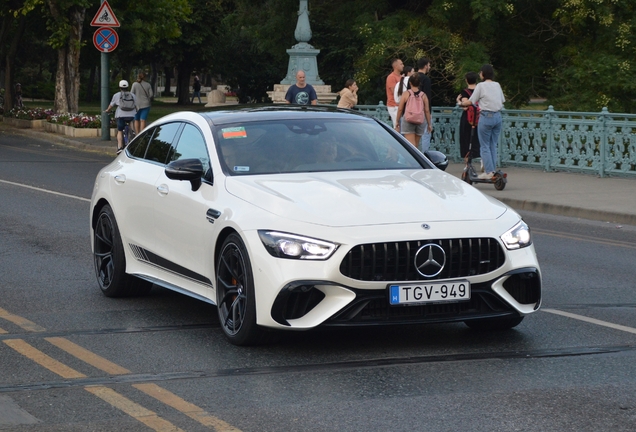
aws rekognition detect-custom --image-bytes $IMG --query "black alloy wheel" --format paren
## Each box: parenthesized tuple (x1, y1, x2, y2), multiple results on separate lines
(216, 233, 268, 345)
(93, 205, 152, 297)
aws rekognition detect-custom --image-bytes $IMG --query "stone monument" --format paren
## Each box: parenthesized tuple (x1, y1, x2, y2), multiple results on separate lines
(267, 0, 337, 104)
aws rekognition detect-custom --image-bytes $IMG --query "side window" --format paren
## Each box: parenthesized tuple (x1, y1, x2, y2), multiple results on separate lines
(145, 122, 182, 164)
(170, 124, 212, 180)
(127, 127, 154, 159)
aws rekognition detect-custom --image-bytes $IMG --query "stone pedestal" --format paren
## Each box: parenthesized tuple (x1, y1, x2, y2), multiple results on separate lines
(205, 89, 239, 107)
(267, 84, 337, 105)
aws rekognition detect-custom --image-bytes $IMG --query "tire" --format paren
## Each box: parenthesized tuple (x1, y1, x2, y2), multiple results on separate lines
(93, 205, 153, 297)
(461, 170, 473, 185)
(494, 176, 506, 190)
(216, 233, 269, 345)
(464, 315, 524, 331)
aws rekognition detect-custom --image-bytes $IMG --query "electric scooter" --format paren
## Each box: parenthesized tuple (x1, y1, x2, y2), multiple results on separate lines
(460, 125, 507, 190)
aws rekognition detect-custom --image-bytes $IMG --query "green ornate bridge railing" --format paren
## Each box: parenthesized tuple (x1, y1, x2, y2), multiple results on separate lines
(354, 102, 636, 178)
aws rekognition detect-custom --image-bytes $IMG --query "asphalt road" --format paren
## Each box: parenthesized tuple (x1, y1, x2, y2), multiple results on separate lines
(1, 133, 636, 431)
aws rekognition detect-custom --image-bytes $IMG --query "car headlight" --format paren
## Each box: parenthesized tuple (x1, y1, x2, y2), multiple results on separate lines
(500, 221, 532, 250)
(258, 231, 338, 260)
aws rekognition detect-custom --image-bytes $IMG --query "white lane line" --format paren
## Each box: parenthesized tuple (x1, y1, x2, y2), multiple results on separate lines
(0, 179, 90, 202)
(543, 308, 636, 335)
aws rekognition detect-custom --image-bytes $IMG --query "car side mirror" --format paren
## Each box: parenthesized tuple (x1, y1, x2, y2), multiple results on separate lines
(424, 150, 448, 171)
(165, 158, 204, 191)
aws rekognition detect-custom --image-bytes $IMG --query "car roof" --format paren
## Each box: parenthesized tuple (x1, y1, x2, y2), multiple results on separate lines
(198, 105, 376, 126)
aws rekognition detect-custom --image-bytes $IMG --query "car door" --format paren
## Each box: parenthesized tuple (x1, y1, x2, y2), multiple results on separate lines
(152, 122, 218, 297)
(114, 122, 182, 264)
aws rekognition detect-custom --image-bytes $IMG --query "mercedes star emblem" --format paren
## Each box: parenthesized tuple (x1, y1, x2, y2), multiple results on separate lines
(414, 243, 446, 277)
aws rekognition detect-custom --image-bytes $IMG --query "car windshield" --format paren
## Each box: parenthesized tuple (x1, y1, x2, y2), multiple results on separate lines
(212, 118, 425, 175)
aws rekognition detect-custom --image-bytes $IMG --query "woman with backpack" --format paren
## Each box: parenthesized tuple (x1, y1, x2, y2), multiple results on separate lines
(458, 64, 505, 180)
(456, 71, 481, 161)
(394, 72, 432, 148)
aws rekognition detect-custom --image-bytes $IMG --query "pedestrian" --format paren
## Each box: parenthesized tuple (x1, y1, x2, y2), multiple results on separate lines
(456, 71, 481, 161)
(337, 79, 358, 109)
(458, 64, 505, 180)
(14, 83, 23, 108)
(393, 66, 414, 107)
(385, 58, 404, 127)
(410, 58, 433, 151)
(131, 72, 153, 133)
(395, 72, 432, 148)
(104, 80, 137, 154)
(284, 70, 317, 105)
(191, 76, 202, 104)
(394, 66, 414, 137)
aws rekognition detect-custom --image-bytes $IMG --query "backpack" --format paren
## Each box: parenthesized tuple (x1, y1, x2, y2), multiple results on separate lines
(464, 89, 480, 127)
(404, 90, 425, 125)
(119, 91, 136, 111)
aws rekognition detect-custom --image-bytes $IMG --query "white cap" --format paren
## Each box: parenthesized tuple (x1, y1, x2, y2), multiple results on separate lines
(119, 80, 129, 88)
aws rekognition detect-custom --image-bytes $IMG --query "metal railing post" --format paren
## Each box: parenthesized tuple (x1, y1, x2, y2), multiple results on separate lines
(599, 107, 608, 178)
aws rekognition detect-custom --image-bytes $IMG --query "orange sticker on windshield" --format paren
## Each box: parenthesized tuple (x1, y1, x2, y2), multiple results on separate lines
(222, 127, 247, 139)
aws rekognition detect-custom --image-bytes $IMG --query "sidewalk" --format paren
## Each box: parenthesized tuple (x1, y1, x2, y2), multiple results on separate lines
(3, 123, 636, 226)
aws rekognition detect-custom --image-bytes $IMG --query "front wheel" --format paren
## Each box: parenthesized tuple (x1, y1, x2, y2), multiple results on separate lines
(216, 233, 269, 345)
(464, 315, 524, 331)
(93, 205, 152, 297)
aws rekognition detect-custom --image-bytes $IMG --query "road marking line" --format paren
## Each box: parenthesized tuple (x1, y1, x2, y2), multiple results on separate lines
(3, 339, 86, 378)
(543, 308, 636, 335)
(0, 308, 46, 332)
(133, 383, 242, 432)
(45, 337, 131, 375)
(85, 386, 185, 432)
(0, 179, 90, 202)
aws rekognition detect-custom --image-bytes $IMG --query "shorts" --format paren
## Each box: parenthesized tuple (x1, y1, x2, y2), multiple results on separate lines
(134, 107, 150, 121)
(117, 117, 134, 131)
(401, 119, 426, 136)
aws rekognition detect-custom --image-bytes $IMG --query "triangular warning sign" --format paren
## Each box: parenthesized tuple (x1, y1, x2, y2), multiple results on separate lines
(90, 1, 120, 27)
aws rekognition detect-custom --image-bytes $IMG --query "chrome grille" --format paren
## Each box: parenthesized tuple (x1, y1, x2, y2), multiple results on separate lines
(339, 238, 505, 281)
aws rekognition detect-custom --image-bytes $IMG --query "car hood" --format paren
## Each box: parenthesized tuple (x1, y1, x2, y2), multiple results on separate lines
(225, 170, 507, 227)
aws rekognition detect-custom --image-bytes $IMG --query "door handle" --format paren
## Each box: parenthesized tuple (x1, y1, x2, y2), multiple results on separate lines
(114, 175, 126, 184)
(157, 184, 169, 195)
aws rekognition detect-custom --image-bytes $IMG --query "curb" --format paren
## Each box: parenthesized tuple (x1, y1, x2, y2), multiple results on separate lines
(498, 198, 636, 226)
(1, 123, 115, 156)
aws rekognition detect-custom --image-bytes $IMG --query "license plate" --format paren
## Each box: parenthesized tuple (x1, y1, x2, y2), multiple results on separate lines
(389, 280, 470, 305)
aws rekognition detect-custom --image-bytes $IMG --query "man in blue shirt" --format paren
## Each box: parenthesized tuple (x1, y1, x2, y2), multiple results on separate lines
(285, 70, 317, 105)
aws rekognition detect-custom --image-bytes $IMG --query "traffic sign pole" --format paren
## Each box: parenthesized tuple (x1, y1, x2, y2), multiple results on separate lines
(101, 48, 109, 141)
(92, 1, 120, 141)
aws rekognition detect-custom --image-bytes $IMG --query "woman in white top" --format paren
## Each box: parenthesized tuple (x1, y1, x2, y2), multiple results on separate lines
(459, 64, 505, 179)
(393, 66, 414, 106)
(393, 66, 413, 135)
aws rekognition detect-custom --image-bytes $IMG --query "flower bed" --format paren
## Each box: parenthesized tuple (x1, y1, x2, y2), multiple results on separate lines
(46, 112, 117, 137)
(3, 107, 54, 129)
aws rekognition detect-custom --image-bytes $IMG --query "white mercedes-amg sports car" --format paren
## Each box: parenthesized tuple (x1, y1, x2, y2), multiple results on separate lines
(90, 106, 541, 345)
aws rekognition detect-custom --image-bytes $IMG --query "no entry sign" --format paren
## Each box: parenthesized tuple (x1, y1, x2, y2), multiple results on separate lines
(93, 27, 119, 52)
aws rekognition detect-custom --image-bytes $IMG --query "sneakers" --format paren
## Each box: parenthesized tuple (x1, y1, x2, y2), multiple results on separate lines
(478, 172, 494, 180)
(116, 148, 123, 154)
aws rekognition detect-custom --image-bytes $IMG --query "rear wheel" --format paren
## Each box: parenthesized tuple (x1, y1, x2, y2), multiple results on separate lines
(93, 205, 152, 297)
(461, 170, 473, 185)
(494, 174, 506, 190)
(216, 233, 269, 345)
(464, 315, 524, 331)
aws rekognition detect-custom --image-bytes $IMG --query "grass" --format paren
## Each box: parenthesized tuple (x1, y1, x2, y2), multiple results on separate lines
(23, 99, 210, 124)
